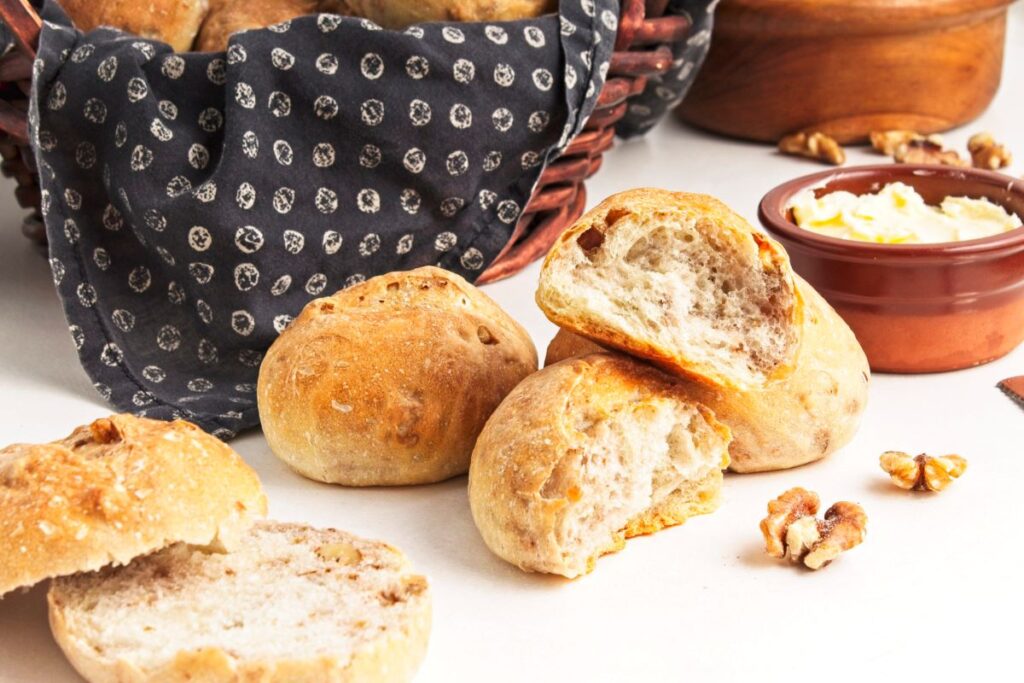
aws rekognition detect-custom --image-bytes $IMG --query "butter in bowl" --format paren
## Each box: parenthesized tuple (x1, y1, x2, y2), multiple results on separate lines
(759, 165, 1024, 373)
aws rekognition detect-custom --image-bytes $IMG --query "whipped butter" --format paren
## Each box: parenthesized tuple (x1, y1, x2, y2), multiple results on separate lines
(789, 182, 1022, 244)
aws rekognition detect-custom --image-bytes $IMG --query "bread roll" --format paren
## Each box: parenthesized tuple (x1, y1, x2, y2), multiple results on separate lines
(49, 521, 431, 683)
(194, 0, 331, 52)
(60, 0, 209, 53)
(0, 415, 266, 597)
(546, 278, 870, 472)
(536, 189, 803, 391)
(258, 266, 538, 486)
(468, 353, 731, 578)
(342, 0, 557, 29)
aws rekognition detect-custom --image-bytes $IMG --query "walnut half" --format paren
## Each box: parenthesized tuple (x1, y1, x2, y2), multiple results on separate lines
(879, 451, 968, 492)
(967, 132, 1012, 170)
(759, 487, 867, 570)
(778, 132, 846, 166)
(893, 139, 968, 167)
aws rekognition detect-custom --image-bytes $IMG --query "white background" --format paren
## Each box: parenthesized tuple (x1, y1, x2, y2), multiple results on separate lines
(2, 8, 1023, 682)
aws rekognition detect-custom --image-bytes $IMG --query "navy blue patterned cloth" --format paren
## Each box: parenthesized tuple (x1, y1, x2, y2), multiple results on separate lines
(20, 0, 712, 437)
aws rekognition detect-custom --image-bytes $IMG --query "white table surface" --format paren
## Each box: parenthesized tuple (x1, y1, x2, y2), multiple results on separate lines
(3, 9, 1024, 683)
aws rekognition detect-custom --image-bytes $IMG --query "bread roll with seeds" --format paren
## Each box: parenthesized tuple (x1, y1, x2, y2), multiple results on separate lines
(468, 353, 731, 578)
(258, 266, 538, 486)
(49, 521, 430, 683)
(0, 414, 265, 597)
(545, 278, 869, 472)
(536, 188, 803, 391)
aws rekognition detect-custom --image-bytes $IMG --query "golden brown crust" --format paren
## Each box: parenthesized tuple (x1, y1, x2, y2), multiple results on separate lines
(341, 0, 557, 29)
(0, 415, 266, 597)
(545, 277, 869, 473)
(194, 0, 325, 52)
(61, 0, 209, 53)
(536, 188, 803, 391)
(258, 266, 537, 487)
(468, 353, 730, 578)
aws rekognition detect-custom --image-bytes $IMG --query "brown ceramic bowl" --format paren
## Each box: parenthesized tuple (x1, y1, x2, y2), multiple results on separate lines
(759, 164, 1024, 373)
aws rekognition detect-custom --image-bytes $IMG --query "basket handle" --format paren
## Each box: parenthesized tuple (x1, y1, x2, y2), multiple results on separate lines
(0, 0, 41, 59)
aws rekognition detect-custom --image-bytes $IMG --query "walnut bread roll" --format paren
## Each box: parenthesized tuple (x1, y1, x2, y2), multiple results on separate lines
(258, 266, 538, 486)
(546, 277, 870, 473)
(536, 188, 803, 391)
(468, 353, 732, 578)
(49, 521, 431, 683)
(0, 414, 266, 597)
(60, 0, 209, 53)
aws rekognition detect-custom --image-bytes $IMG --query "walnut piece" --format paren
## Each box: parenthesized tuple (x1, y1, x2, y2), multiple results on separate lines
(893, 139, 968, 167)
(879, 451, 968, 492)
(967, 132, 1012, 170)
(778, 132, 846, 166)
(869, 130, 944, 156)
(759, 487, 867, 570)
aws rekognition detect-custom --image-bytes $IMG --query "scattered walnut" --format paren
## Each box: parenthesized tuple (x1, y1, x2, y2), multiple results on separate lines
(869, 130, 945, 156)
(893, 139, 968, 167)
(759, 487, 867, 570)
(879, 451, 967, 492)
(967, 132, 1012, 170)
(778, 132, 846, 165)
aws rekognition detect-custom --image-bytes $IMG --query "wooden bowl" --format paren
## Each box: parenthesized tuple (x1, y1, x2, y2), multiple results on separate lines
(759, 165, 1024, 373)
(677, 0, 1018, 144)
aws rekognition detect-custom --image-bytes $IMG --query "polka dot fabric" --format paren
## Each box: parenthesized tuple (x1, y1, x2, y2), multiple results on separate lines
(27, 0, 619, 437)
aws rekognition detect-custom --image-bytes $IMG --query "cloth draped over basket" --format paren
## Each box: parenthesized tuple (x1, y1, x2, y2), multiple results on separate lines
(18, 0, 715, 437)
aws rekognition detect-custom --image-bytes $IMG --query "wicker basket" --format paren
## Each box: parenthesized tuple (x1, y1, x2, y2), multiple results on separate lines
(0, 0, 691, 282)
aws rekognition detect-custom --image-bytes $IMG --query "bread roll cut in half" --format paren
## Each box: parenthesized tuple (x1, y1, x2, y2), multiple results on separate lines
(258, 266, 538, 486)
(536, 189, 803, 391)
(49, 521, 431, 683)
(61, 0, 209, 53)
(468, 353, 732, 578)
(0, 414, 265, 598)
(545, 278, 870, 473)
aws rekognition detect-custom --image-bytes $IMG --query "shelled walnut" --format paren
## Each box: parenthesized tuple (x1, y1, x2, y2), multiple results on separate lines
(869, 130, 944, 156)
(879, 451, 968, 492)
(893, 139, 968, 167)
(967, 132, 1012, 170)
(778, 132, 846, 165)
(759, 487, 867, 570)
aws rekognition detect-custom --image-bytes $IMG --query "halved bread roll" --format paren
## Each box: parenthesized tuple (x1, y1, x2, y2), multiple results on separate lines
(0, 415, 265, 597)
(49, 521, 431, 683)
(545, 278, 870, 473)
(536, 189, 802, 391)
(468, 353, 731, 578)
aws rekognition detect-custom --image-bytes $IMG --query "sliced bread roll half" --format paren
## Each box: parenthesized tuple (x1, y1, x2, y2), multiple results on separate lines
(48, 521, 431, 683)
(468, 353, 731, 579)
(536, 189, 802, 390)
(545, 278, 870, 473)
(0, 414, 265, 597)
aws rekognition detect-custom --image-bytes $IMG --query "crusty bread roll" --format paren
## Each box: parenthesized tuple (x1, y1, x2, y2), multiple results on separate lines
(194, 0, 335, 52)
(0, 415, 265, 597)
(49, 521, 431, 683)
(536, 189, 803, 391)
(60, 0, 209, 53)
(342, 0, 557, 29)
(258, 266, 538, 487)
(468, 353, 732, 578)
(545, 277, 870, 473)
